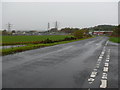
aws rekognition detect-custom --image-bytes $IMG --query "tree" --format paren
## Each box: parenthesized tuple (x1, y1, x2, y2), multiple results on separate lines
(2, 30, 7, 35)
(60, 28, 79, 33)
(12, 30, 16, 33)
(112, 25, 120, 37)
(88, 25, 117, 31)
(73, 30, 84, 39)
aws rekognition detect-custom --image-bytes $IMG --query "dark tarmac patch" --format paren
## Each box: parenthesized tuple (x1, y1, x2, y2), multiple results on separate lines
(73, 69, 91, 87)
(2, 56, 24, 62)
(108, 79, 118, 88)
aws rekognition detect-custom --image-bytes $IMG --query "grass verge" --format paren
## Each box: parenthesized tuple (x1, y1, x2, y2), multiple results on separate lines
(1, 37, 93, 56)
(109, 37, 120, 43)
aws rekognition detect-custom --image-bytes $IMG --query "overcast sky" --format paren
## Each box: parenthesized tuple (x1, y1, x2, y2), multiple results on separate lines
(2, 2, 118, 31)
(0, 2, 2, 30)
(118, 2, 120, 24)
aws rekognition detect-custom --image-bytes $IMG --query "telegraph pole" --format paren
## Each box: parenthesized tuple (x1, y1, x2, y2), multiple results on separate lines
(47, 22, 50, 31)
(7, 23, 12, 32)
(55, 21, 58, 31)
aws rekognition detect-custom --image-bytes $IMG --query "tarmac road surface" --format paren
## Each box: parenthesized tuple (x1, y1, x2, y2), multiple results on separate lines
(2, 36, 119, 88)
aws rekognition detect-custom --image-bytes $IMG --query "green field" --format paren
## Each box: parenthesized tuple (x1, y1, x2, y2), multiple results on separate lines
(1, 35, 93, 55)
(109, 37, 120, 43)
(2, 35, 73, 45)
(1, 37, 93, 56)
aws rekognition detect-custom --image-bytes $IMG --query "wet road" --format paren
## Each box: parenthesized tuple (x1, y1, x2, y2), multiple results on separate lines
(2, 36, 118, 88)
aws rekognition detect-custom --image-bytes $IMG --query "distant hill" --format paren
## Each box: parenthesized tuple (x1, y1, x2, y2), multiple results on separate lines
(88, 25, 117, 31)
(60, 28, 79, 33)
(57, 25, 117, 34)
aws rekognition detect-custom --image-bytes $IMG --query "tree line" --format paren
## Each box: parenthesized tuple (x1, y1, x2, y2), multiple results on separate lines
(111, 25, 120, 37)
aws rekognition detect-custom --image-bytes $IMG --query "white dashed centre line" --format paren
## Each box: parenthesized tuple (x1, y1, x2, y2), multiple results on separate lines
(101, 52, 105, 55)
(93, 69, 97, 72)
(103, 67, 109, 72)
(99, 56, 102, 59)
(98, 58, 102, 62)
(88, 78, 95, 83)
(100, 48, 111, 88)
(96, 65, 100, 69)
(88, 41, 110, 89)
(105, 63, 109, 67)
(105, 40, 109, 46)
(102, 73, 107, 79)
(90, 71, 97, 78)
(100, 80, 107, 88)
(106, 59, 109, 62)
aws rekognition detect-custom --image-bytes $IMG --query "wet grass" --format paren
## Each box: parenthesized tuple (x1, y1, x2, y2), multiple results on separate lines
(2, 35, 73, 45)
(1, 37, 93, 56)
(109, 37, 120, 43)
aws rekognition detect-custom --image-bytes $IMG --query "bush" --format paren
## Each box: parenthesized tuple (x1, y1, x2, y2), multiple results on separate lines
(42, 38, 54, 43)
(111, 25, 120, 37)
(73, 30, 84, 39)
(63, 37, 76, 41)
(85, 34, 92, 38)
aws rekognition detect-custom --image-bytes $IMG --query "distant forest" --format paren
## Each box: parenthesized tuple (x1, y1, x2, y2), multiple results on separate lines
(88, 25, 117, 31)
(59, 25, 117, 33)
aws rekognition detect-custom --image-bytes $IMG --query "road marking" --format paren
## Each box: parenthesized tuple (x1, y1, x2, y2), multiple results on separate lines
(98, 58, 102, 62)
(96, 65, 100, 68)
(93, 69, 97, 71)
(96, 63, 100, 68)
(100, 49, 110, 88)
(101, 52, 105, 55)
(100, 54, 104, 57)
(106, 59, 109, 62)
(96, 63, 100, 66)
(107, 54, 110, 57)
(88, 78, 95, 83)
(99, 56, 102, 59)
(88, 45, 110, 88)
(97, 61, 101, 64)
(100, 80, 107, 88)
(90, 71, 97, 78)
(102, 73, 107, 79)
(105, 63, 109, 67)
(105, 40, 109, 46)
(88, 43, 110, 88)
(88, 88, 91, 90)
(103, 67, 108, 72)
